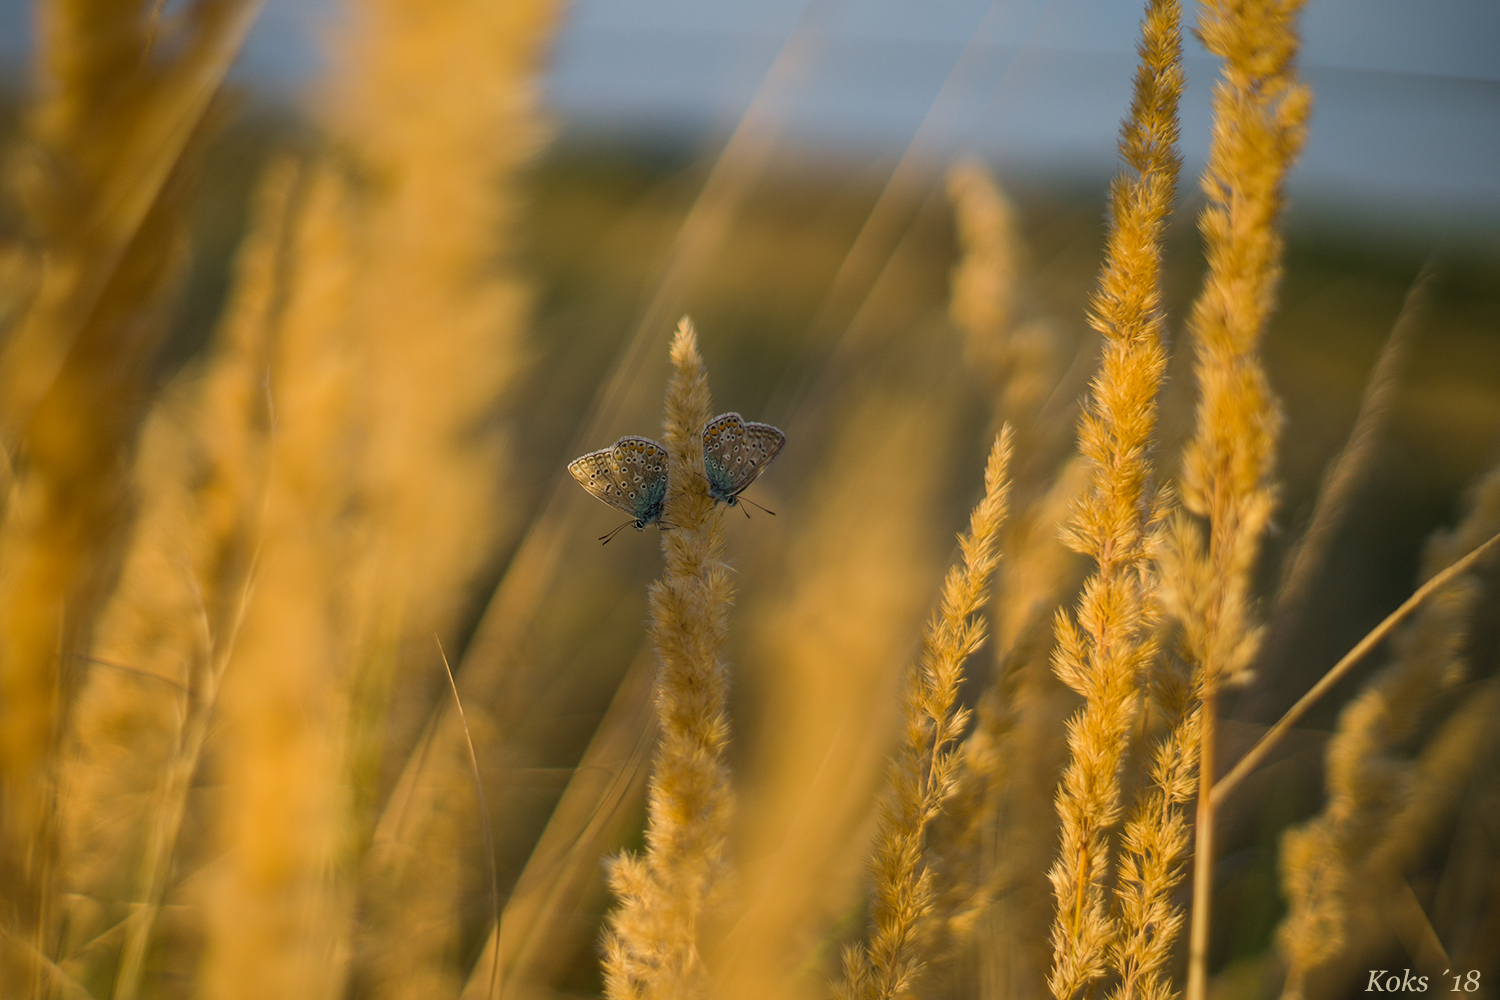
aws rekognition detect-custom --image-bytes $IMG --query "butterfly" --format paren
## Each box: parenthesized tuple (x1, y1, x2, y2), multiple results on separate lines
(701, 412, 785, 512)
(568, 435, 671, 543)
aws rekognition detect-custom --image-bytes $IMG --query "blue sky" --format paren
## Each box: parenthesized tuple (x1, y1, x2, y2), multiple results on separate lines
(2, 0, 1498, 223)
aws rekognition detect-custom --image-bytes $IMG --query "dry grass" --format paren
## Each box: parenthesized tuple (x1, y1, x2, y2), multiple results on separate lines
(714, 385, 960, 1000)
(1, 0, 1496, 997)
(0, 0, 256, 989)
(1168, 1, 1311, 996)
(833, 428, 1013, 1000)
(1278, 463, 1500, 1000)
(601, 320, 736, 1000)
(1045, 1, 1180, 997)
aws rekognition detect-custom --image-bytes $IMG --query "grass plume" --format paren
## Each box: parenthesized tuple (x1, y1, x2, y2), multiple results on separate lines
(0, 0, 256, 986)
(925, 162, 1080, 982)
(835, 428, 1014, 1000)
(1106, 663, 1199, 1000)
(53, 157, 292, 999)
(947, 161, 1060, 429)
(603, 318, 735, 1000)
(297, 0, 558, 992)
(1171, 0, 1311, 994)
(716, 382, 961, 1000)
(1046, 0, 1181, 996)
(0, 0, 1494, 996)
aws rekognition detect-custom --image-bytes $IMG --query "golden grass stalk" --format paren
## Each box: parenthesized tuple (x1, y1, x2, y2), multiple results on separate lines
(1276, 463, 1500, 1000)
(946, 161, 1058, 427)
(974, 461, 1090, 1000)
(1046, 0, 1181, 996)
(288, 0, 557, 992)
(834, 427, 1013, 1000)
(1173, 1, 1311, 995)
(0, 0, 258, 449)
(603, 319, 735, 1000)
(922, 162, 1079, 978)
(0, 0, 256, 985)
(198, 160, 366, 1000)
(1214, 528, 1500, 810)
(923, 461, 1086, 967)
(53, 158, 294, 1000)
(1106, 664, 1199, 1000)
(319, 0, 550, 623)
(934, 167, 1033, 947)
(713, 382, 963, 1000)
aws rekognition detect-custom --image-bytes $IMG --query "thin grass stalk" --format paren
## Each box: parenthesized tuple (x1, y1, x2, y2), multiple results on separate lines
(834, 429, 1014, 1000)
(1268, 263, 1430, 627)
(436, 640, 500, 1000)
(1276, 464, 1500, 1000)
(1242, 262, 1432, 723)
(1175, 2, 1312, 996)
(603, 319, 734, 1000)
(1214, 526, 1500, 810)
(458, 648, 657, 998)
(1046, 0, 1181, 995)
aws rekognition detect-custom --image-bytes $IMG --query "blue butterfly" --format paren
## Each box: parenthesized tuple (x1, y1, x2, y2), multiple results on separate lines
(702, 412, 785, 512)
(568, 436, 671, 543)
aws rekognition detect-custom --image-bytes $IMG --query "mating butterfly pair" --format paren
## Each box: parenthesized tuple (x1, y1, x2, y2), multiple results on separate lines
(568, 412, 785, 543)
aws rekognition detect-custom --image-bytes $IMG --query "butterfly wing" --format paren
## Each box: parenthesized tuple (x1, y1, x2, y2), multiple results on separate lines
(611, 436, 669, 525)
(569, 436, 670, 525)
(702, 412, 785, 502)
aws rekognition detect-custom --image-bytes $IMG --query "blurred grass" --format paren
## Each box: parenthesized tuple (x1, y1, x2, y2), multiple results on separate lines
(52, 94, 1489, 567)
(178, 100, 1500, 778)
(2, 73, 1498, 995)
(517, 133, 1500, 992)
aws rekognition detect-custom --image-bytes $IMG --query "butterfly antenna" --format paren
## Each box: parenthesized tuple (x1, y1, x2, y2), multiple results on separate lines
(740, 494, 777, 517)
(599, 520, 634, 545)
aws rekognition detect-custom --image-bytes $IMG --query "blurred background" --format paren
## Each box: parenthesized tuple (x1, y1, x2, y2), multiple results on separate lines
(0, 0, 1497, 997)
(7, 0, 1500, 222)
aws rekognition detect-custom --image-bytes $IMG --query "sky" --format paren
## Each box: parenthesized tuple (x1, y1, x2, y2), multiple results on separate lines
(2, 0, 1498, 225)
